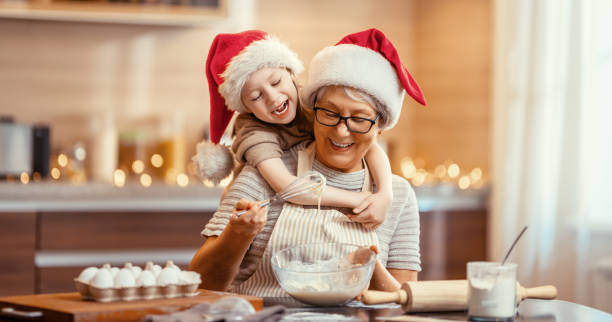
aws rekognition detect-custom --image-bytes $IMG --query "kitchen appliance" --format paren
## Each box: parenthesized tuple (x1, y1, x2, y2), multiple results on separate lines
(361, 280, 557, 312)
(0, 117, 50, 179)
(0, 116, 32, 178)
(32, 124, 50, 178)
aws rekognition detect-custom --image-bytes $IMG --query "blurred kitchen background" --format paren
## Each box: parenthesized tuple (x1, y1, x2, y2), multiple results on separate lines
(0, 0, 610, 313)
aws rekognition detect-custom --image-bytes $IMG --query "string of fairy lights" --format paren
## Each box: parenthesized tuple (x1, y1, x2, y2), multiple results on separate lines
(399, 157, 486, 190)
(9, 150, 486, 191)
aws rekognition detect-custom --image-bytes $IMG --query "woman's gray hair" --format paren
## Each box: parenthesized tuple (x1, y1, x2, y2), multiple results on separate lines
(313, 85, 390, 129)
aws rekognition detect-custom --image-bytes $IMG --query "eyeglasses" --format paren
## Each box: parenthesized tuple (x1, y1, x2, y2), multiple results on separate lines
(313, 106, 380, 134)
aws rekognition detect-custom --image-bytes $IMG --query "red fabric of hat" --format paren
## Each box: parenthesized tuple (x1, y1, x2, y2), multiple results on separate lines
(205, 30, 267, 144)
(337, 28, 426, 106)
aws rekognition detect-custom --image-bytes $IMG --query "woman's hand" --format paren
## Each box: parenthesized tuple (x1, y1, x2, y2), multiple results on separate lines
(228, 199, 268, 238)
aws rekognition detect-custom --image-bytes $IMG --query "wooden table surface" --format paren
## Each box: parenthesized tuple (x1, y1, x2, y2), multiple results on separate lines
(0, 290, 262, 322)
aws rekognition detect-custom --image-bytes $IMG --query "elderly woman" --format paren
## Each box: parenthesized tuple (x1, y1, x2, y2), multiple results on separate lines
(190, 29, 426, 297)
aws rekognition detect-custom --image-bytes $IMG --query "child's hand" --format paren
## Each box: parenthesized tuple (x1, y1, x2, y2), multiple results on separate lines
(350, 191, 393, 230)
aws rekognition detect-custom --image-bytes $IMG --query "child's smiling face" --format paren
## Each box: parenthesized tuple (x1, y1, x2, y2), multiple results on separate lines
(240, 67, 298, 124)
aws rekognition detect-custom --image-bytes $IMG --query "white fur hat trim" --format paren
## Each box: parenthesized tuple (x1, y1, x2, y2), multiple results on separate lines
(192, 140, 235, 184)
(301, 44, 405, 129)
(218, 36, 303, 114)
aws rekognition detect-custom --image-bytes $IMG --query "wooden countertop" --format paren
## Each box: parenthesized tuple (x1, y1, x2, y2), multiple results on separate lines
(0, 183, 223, 212)
(0, 182, 489, 213)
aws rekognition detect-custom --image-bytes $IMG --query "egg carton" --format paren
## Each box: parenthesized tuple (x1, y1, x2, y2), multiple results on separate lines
(74, 261, 202, 303)
(74, 279, 199, 302)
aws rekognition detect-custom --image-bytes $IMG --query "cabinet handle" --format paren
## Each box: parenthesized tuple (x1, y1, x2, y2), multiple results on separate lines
(1, 307, 43, 319)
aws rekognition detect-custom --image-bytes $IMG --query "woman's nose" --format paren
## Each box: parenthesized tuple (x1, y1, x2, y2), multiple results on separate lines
(334, 119, 351, 136)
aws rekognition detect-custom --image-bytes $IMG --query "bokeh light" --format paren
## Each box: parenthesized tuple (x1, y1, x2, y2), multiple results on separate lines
(150, 154, 163, 168)
(177, 173, 189, 187)
(140, 173, 152, 187)
(113, 169, 126, 187)
(132, 160, 145, 174)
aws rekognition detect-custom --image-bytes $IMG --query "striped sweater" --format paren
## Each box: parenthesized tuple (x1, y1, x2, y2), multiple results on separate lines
(201, 142, 421, 289)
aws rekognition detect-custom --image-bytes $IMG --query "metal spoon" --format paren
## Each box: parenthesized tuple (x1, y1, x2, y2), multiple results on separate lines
(501, 225, 528, 265)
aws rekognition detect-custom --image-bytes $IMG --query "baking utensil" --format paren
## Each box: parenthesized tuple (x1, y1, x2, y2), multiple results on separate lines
(501, 225, 528, 266)
(236, 171, 326, 217)
(360, 280, 557, 312)
(271, 242, 376, 306)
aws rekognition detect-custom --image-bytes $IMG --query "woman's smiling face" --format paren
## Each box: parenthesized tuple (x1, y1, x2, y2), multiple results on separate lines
(313, 86, 381, 173)
(240, 67, 298, 124)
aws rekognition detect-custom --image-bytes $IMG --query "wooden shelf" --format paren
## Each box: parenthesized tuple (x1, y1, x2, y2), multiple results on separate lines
(0, 0, 228, 26)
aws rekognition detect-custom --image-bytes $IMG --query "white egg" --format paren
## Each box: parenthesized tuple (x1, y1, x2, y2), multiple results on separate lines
(136, 270, 156, 287)
(164, 260, 181, 274)
(110, 267, 120, 278)
(77, 267, 98, 283)
(157, 267, 179, 286)
(145, 261, 163, 277)
(114, 268, 136, 288)
(152, 264, 162, 277)
(90, 269, 114, 288)
(179, 271, 201, 284)
(131, 266, 142, 279)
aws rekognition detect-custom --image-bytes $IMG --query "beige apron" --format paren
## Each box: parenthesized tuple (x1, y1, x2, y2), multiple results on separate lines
(234, 143, 379, 297)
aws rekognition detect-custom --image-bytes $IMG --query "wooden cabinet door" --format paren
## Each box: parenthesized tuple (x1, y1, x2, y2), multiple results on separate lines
(0, 212, 36, 296)
(419, 209, 488, 280)
(36, 211, 213, 293)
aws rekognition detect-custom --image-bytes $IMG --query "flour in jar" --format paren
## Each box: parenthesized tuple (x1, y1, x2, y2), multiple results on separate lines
(468, 275, 516, 318)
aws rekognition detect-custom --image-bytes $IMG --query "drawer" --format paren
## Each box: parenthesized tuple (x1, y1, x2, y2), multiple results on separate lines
(38, 211, 213, 250)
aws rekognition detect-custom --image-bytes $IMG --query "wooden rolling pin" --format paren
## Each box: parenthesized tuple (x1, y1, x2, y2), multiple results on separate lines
(361, 280, 557, 312)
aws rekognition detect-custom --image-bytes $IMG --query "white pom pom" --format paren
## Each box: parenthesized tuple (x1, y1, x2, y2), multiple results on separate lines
(192, 141, 235, 184)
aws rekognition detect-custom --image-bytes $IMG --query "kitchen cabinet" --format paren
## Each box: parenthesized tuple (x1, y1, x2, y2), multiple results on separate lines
(0, 210, 212, 296)
(419, 208, 488, 280)
(37, 210, 213, 293)
(0, 212, 36, 297)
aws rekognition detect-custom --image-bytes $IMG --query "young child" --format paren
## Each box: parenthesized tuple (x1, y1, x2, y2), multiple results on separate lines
(194, 30, 393, 229)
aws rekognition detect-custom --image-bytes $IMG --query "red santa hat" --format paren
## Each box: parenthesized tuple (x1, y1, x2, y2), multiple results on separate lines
(302, 28, 426, 129)
(194, 30, 303, 184)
